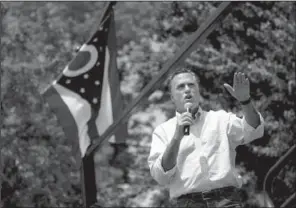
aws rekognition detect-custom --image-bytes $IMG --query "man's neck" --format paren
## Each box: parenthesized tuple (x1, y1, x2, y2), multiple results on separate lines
(176, 106, 203, 120)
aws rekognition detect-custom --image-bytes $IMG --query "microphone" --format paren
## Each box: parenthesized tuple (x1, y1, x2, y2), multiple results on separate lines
(184, 103, 193, 135)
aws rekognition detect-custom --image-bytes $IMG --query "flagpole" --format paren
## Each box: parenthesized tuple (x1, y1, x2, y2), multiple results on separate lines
(81, 2, 118, 207)
(86, 1, 117, 44)
(86, 1, 236, 157)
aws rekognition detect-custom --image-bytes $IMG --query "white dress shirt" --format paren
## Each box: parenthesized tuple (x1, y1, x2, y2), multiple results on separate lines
(148, 108, 264, 199)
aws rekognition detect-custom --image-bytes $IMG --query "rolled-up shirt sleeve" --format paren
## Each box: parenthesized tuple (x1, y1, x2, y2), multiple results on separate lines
(148, 126, 176, 186)
(227, 112, 265, 147)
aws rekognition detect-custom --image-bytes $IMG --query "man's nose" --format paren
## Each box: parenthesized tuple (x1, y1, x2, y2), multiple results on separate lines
(184, 85, 191, 92)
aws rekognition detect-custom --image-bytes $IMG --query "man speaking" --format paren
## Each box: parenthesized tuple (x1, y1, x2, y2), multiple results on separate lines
(148, 67, 264, 207)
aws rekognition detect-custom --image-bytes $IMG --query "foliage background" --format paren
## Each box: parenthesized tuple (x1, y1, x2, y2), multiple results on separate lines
(1, 1, 295, 207)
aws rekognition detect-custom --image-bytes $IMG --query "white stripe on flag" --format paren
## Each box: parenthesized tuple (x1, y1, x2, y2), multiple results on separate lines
(54, 83, 91, 157)
(96, 47, 115, 142)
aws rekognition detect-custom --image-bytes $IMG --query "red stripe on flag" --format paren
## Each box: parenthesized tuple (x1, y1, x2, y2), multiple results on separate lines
(42, 85, 81, 168)
(107, 9, 128, 144)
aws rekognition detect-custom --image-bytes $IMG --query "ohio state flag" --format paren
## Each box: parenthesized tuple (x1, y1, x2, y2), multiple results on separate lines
(42, 4, 127, 160)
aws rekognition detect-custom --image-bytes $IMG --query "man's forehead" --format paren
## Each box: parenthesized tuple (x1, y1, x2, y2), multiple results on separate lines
(172, 72, 197, 84)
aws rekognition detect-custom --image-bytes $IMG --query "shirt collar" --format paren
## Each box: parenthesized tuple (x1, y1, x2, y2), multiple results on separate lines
(176, 106, 204, 120)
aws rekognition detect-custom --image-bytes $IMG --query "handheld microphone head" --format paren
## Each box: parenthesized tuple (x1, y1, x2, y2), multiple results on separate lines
(183, 102, 193, 136)
(184, 102, 193, 113)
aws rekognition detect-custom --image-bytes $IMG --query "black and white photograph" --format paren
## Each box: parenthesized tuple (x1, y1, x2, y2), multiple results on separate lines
(1, 1, 295, 207)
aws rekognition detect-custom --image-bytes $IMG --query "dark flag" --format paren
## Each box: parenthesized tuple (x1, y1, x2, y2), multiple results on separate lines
(42, 2, 126, 206)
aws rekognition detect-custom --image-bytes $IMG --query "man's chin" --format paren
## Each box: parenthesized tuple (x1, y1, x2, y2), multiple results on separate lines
(181, 102, 199, 111)
(184, 99, 193, 103)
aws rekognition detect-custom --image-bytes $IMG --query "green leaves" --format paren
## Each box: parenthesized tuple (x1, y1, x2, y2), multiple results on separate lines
(1, 1, 295, 207)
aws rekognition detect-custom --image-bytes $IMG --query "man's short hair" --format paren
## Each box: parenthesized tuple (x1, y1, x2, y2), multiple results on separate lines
(167, 67, 199, 92)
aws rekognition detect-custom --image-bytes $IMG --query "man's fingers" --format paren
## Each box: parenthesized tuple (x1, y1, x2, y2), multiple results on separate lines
(242, 75, 249, 85)
(182, 120, 194, 126)
(183, 112, 192, 117)
(238, 72, 243, 84)
(246, 78, 250, 86)
(178, 112, 194, 126)
(234, 72, 250, 86)
(181, 116, 194, 126)
(224, 72, 250, 101)
(233, 72, 238, 85)
(241, 73, 245, 83)
(183, 120, 193, 125)
(223, 83, 235, 97)
(182, 116, 194, 122)
(239, 72, 243, 83)
(178, 119, 193, 126)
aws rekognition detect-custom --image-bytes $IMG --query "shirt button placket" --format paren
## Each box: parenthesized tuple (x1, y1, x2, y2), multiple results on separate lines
(200, 156, 209, 175)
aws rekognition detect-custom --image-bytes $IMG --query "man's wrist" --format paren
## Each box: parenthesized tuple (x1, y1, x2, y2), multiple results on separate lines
(240, 97, 251, 105)
(172, 132, 182, 142)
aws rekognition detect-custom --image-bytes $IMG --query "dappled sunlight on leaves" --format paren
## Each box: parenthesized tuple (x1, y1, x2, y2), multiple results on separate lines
(1, 1, 295, 207)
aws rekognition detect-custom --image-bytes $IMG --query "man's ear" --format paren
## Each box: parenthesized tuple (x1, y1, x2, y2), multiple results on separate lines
(170, 92, 174, 103)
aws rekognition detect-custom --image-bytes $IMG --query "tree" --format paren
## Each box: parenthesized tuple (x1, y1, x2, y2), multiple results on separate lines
(1, 2, 295, 207)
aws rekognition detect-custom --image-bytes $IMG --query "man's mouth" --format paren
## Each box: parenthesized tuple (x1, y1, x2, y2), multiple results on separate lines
(184, 94, 192, 101)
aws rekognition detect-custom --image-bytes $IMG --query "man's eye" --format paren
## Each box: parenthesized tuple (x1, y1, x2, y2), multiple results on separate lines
(177, 85, 184, 89)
